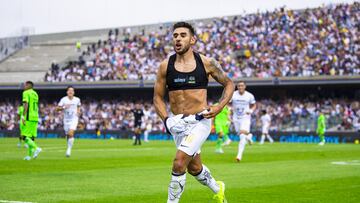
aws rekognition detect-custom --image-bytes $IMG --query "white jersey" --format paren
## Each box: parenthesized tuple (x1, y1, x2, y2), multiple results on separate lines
(231, 91, 256, 120)
(58, 96, 81, 122)
(261, 114, 271, 128)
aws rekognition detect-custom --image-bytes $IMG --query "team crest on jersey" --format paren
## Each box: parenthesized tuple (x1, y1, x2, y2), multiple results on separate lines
(188, 76, 196, 84)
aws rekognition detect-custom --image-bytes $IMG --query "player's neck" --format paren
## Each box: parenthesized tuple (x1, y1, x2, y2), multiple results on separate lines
(176, 48, 194, 64)
(67, 96, 74, 100)
(239, 91, 245, 95)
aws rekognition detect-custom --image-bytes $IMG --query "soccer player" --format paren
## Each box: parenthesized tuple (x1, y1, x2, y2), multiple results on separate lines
(131, 103, 144, 145)
(317, 110, 326, 146)
(153, 22, 234, 203)
(56, 86, 81, 157)
(17, 104, 25, 148)
(143, 105, 152, 142)
(214, 103, 231, 153)
(231, 81, 256, 162)
(21, 81, 42, 160)
(259, 110, 274, 144)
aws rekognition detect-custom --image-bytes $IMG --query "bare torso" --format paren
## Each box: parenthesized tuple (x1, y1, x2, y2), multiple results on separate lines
(169, 89, 207, 115)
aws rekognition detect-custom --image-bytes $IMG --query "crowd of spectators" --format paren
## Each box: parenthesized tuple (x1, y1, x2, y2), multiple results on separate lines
(1, 98, 359, 132)
(44, 2, 359, 82)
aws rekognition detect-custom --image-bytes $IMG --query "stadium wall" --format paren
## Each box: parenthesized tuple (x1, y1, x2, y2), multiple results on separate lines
(1, 130, 359, 144)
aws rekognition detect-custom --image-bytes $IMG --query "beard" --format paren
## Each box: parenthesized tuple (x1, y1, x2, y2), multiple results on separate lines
(175, 44, 191, 55)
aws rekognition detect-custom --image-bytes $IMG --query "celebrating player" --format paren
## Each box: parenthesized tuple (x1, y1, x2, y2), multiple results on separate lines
(231, 81, 256, 162)
(214, 103, 231, 153)
(22, 81, 42, 160)
(56, 86, 81, 157)
(259, 109, 274, 144)
(153, 22, 234, 203)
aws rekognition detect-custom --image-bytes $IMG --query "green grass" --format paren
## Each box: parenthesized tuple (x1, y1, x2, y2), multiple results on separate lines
(0, 138, 360, 203)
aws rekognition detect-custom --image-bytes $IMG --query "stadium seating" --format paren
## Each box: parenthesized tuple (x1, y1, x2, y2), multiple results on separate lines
(42, 3, 359, 82)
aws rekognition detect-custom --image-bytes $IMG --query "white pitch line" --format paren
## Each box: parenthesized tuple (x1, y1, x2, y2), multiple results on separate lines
(0, 200, 35, 203)
(331, 160, 360, 166)
(51, 147, 155, 152)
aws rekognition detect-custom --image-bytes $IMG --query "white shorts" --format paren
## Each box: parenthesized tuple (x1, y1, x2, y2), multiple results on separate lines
(64, 118, 78, 134)
(173, 118, 211, 156)
(233, 118, 251, 134)
(262, 125, 270, 134)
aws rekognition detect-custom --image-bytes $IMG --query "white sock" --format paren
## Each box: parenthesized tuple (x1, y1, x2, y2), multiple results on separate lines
(237, 134, 247, 160)
(266, 135, 274, 143)
(67, 137, 74, 154)
(144, 131, 148, 141)
(168, 172, 186, 203)
(194, 165, 220, 194)
(260, 135, 265, 144)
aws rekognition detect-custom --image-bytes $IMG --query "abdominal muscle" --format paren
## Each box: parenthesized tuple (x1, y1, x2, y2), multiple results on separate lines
(168, 89, 208, 115)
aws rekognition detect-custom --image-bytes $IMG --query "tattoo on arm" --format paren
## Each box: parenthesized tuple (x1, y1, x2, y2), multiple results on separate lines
(210, 58, 228, 85)
(209, 58, 234, 107)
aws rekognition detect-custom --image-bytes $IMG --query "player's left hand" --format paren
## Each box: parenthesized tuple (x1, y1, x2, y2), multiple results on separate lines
(203, 105, 223, 118)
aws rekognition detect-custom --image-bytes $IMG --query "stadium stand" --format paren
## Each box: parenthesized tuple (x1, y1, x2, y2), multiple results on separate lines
(1, 98, 359, 132)
(42, 2, 359, 82)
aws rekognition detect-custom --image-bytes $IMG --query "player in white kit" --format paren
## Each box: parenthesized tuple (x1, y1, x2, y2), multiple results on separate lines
(231, 81, 256, 162)
(259, 110, 274, 144)
(56, 86, 81, 157)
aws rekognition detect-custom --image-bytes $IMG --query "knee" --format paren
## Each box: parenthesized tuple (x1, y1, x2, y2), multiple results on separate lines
(187, 163, 202, 176)
(172, 157, 187, 174)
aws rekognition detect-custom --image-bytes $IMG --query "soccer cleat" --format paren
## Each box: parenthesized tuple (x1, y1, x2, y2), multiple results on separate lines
(215, 148, 224, 154)
(318, 141, 325, 146)
(236, 157, 241, 163)
(24, 156, 31, 161)
(213, 181, 227, 203)
(33, 147, 42, 159)
(17, 143, 21, 148)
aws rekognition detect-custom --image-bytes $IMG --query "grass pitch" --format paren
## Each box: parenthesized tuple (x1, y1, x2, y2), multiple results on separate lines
(0, 138, 360, 203)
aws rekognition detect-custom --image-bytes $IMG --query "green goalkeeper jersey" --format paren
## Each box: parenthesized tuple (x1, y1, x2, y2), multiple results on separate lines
(22, 88, 39, 122)
(215, 105, 230, 124)
(317, 114, 326, 131)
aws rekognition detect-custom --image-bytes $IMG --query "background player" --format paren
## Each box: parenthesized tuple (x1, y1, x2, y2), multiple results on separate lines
(143, 105, 152, 142)
(131, 103, 144, 145)
(231, 81, 256, 162)
(56, 86, 81, 157)
(214, 103, 231, 153)
(317, 109, 326, 146)
(22, 81, 42, 160)
(259, 109, 274, 144)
